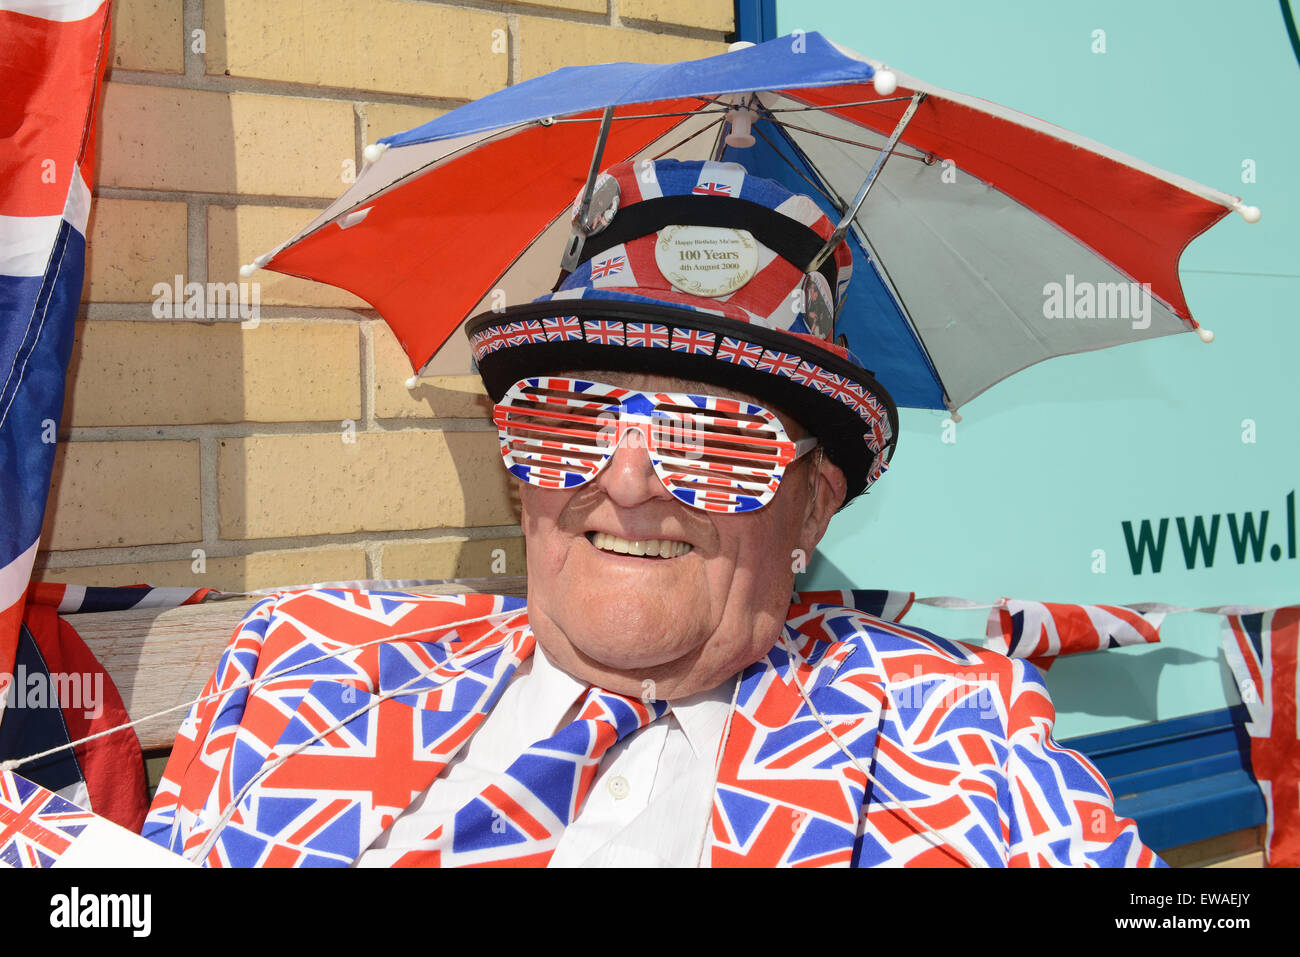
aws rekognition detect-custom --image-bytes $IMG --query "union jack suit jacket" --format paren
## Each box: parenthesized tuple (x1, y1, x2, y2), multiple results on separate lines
(142, 588, 1163, 867)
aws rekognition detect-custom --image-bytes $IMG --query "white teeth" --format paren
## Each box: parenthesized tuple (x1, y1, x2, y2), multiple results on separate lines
(591, 532, 691, 558)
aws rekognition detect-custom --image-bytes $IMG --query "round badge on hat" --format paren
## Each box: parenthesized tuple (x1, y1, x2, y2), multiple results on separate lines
(654, 225, 759, 298)
(570, 172, 620, 235)
(800, 272, 834, 339)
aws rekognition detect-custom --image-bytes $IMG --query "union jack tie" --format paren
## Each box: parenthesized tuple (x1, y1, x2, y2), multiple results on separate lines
(394, 686, 669, 867)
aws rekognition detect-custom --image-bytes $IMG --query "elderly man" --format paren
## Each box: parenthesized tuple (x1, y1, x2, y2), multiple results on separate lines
(143, 159, 1161, 867)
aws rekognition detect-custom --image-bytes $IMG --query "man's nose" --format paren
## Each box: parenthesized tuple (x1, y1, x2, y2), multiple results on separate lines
(596, 425, 673, 506)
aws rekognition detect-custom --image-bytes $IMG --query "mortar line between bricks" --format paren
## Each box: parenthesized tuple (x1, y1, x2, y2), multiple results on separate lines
(617, 17, 729, 41)
(188, 197, 206, 286)
(200, 433, 220, 544)
(183, 0, 203, 80)
(96, 187, 333, 208)
(353, 101, 366, 178)
(60, 419, 495, 442)
(35, 525, 526, 569)
(77, 305, 380, 321)
(507, 13, 520, 86)
(360, 321, 377, 430)
(104, 69, 487, 111)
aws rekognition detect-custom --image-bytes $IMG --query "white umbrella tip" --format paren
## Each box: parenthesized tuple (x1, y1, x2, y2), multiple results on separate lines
(1235, 203, 1261, 223)
(728, 41, 755, 52)
(239, 263, 258, 278)
(405, 375, 420, 390)
(363, 142, 389, 164)
(1196, 327, 1215, 343)
(872, 68, 898, 96)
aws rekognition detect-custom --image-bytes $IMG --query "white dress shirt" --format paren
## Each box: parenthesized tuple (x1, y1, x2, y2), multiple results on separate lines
(356, 646, 735, 867)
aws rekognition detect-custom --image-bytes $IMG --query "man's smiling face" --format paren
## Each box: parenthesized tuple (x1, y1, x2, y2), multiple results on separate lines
(518, 371, 846, 699)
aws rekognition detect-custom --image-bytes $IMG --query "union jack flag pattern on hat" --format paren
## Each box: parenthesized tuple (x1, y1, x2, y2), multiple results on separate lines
(551, 159, 852, 334)
(465, 159, 900, 506)
(143, 589, 1162, 867)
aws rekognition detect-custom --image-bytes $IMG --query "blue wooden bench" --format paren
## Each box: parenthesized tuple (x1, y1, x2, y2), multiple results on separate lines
(1066, 706, 1266, 863)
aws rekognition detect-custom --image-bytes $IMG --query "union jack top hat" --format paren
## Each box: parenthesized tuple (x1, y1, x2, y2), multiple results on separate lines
(466, 159, 898, 504)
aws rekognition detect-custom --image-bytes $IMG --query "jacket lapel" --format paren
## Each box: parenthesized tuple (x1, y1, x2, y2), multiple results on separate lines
(212, 610, 534, 867)
(709, 622, 888, 867)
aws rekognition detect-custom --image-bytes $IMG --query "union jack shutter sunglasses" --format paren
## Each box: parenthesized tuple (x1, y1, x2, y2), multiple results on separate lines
(493, 377, 819, 513)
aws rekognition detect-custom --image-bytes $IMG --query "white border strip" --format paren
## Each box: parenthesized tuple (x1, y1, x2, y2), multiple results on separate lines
(0, 0, 104, 22)
(0, 538, 39, 615)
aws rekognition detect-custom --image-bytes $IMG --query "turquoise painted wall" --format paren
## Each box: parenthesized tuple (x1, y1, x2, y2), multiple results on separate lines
(781, 1, 1300, 736)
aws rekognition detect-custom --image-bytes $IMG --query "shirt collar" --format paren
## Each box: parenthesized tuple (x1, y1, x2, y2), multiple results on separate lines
(527, 639, 735, 760)
(666, 680, 735, 761)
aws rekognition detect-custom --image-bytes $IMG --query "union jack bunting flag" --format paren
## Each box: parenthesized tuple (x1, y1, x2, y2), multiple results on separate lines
(793, 589, 914, 624)
(1, 594, 151, 831)
(1, 767, 190, 867)
(1220, 606, 1300, 867)
(985, 599, 1164, 671)
(144, 589, 1160, 867)
(26, 581, 219, 614)
(1, 767, 94, 867)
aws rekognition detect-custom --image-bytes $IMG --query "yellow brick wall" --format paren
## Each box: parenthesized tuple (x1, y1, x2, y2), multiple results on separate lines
(37, 0, 733, 593)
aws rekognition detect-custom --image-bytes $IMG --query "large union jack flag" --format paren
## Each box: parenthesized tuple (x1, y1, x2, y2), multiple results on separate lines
(0, 0, 111, 735)
(1220, 605, 1300, 867)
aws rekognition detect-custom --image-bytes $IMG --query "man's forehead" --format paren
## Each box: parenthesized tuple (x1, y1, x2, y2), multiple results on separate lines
(557, 369, 808, 439)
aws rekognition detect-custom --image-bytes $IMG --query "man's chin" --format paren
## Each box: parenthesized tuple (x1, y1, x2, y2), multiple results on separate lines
(532, 596, 708, 672)
(561, 619, 705, 670)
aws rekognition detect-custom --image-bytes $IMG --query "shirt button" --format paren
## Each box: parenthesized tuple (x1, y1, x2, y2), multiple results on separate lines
(607, 776, 630, 800)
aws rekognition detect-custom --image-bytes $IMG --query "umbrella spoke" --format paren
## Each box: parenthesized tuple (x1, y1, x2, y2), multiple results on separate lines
(809, 91, 926, 273)
(647, 115, 725, 162)
(759, 116, 931, 163)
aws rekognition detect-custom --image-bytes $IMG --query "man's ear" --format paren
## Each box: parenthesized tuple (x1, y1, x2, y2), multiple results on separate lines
(800, 450, 847, 553)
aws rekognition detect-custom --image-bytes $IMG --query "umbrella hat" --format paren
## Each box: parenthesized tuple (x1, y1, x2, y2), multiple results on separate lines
(251, 32, 1254, 415)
